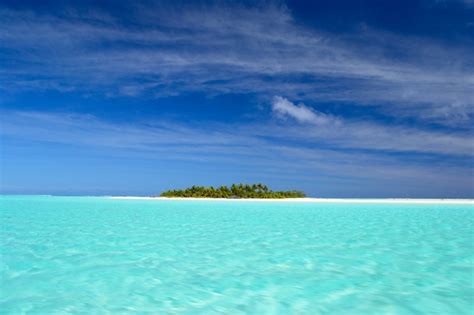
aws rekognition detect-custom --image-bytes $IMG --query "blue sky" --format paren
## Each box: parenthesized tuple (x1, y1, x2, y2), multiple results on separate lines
(1, 0, 473, 197)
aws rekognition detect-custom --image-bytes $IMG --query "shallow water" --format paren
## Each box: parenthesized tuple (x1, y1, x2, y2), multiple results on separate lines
(0, 196, 473, 314)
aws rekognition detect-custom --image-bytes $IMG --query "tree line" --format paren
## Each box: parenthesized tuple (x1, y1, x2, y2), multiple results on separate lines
(160, 183, 306, 198)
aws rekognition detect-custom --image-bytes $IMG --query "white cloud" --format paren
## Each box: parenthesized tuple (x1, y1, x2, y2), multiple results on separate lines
(272, 96, 336, 125)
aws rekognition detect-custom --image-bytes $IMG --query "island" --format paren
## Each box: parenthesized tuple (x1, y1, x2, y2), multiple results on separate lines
(159, 183, 306, 199)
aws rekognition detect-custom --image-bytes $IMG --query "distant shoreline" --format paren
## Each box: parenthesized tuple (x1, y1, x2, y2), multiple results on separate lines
(109, 196, 474, 205)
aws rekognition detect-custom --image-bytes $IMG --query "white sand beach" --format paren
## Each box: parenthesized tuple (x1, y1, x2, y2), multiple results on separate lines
(109, 196, 474, 205)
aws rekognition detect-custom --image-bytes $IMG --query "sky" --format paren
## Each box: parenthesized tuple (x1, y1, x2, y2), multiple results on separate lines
(0, 0, 473, 197)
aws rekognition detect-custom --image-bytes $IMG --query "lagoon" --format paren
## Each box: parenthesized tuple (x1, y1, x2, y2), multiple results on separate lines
(0, 196, 473, 314)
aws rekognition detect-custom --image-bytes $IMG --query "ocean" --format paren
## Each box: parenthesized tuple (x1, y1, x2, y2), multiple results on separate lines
(0, 196, 472, 314)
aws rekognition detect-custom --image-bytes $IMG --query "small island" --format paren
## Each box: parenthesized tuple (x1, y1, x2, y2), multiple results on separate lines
(160, 183, 306, 199)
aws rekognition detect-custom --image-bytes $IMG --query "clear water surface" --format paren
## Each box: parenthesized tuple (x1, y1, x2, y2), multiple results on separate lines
(0, 196, 473, 314)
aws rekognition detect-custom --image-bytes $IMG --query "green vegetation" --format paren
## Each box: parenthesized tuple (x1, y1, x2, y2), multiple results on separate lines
(160, 183, 306, 199)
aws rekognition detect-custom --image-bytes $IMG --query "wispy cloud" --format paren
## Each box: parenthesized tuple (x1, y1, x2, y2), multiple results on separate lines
(268, 96, 474, 156)
(1, 2, 473, 126)
(1, 108, 472, 196)
(2, 108, 473, 164)
(3, 105, 472, 158)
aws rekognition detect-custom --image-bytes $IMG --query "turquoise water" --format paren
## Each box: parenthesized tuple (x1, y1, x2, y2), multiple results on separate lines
(0, 196, 473, 314)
